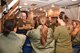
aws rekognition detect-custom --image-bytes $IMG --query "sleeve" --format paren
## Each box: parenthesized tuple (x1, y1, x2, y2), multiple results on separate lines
(21, 35, 26, 45)
(26, 30, 31, 36)
(17, 34, 26, 46)
(18, 34, 26, 53)
(26, 30, 34, 36)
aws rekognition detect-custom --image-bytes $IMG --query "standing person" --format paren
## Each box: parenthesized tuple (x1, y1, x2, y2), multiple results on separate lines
(17, 11, 32, 35)
(47, 17, 58, 32)
(70, 20, 80, 53)
(27, 16, 55, 53)
(54, 17, 72, 53)
(47, 17, 54, 30)
(0, 19, 26, 53)
(17, 11, 32, 53)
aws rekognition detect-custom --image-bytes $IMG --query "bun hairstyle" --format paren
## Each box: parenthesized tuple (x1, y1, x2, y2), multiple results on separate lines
(39, 16, 48, 45)
(3, 19, 16, 37)
(59, 11, 69, 22)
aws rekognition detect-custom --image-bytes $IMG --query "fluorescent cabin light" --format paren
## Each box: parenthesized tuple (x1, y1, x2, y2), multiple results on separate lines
(72, 0, 77, 1)
(40, 8, 43, 11)
(51, 4, 55, 7)
(23, 3, 27, 5)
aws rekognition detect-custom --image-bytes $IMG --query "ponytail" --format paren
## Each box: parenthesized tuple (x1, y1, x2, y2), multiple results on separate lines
(40, 25, 48, 45)
(3, 29, 11, 37)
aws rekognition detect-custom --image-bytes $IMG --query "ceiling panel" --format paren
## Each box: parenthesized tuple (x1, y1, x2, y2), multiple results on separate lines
(19, 0, 59, 10)
(54, 0, 80, 7)
(19, 0, 80, 11)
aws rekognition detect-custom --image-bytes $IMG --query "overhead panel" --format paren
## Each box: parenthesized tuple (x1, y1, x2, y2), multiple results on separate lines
(19, 0, 58, 10)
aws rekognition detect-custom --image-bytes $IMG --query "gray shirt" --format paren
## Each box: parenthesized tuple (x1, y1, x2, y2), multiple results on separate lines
(27, 26, 55, 53)
(0, 31, 26, 53)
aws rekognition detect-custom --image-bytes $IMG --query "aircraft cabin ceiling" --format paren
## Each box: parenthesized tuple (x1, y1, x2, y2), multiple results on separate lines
(0, 0, 80, 11)
(19, 0, 80, 10)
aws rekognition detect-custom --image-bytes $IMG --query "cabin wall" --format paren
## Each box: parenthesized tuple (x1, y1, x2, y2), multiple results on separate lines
(60, 7, 80, 20)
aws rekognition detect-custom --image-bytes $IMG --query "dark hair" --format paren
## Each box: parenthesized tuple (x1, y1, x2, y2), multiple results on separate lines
(59, 11, 69, 23)
(60, 11, 65, 14)
(21, 11, 28, 17)
(59, 11, 65, 19)
(3, 19, 16, 36)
